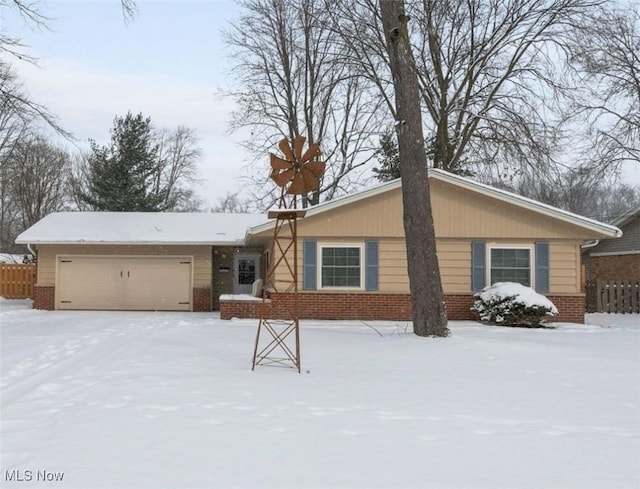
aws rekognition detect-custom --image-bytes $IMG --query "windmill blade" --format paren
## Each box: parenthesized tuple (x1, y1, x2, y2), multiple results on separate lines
(271, 168, 295, 187)
(293, 135, 306, 160)
(301, 166, 320, 192)
(301, 143, 321, 163)
(286, 171, 306, 194)
(304, 160, 326, 177)
(270, 153, 293, 171)
(278, 138, 295, 162)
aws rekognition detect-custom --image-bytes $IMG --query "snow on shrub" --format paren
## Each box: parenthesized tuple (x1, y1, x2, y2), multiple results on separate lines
(472, 282, 558, 327)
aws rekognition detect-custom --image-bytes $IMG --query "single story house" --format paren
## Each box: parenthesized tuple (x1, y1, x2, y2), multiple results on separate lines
(16, 170, 621, 322)
(582, 204, 640, 282)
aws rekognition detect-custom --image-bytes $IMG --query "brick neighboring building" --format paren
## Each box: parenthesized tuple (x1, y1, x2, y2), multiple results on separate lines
(583, 205, 640, 282)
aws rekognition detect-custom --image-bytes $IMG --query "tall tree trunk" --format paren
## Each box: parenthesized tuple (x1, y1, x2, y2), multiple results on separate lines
(379, 0, 448, 337)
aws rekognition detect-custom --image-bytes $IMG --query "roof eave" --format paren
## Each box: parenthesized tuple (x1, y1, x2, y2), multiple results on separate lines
(15, 240, 248, 246)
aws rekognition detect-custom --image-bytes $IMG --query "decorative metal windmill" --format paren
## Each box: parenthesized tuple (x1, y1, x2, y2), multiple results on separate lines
(251, 135, 325, 372)
(269, 135, 325, 204)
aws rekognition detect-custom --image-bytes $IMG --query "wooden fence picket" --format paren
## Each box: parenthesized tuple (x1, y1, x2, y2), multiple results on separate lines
(588, 280, 640, 314)
(0, 264, 36, 299)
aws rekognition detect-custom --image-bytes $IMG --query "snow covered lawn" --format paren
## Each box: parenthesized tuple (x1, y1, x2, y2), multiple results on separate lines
(1, 299, 639, 489)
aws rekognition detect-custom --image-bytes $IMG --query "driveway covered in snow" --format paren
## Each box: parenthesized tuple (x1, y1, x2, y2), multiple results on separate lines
(1, 299, 639, 488)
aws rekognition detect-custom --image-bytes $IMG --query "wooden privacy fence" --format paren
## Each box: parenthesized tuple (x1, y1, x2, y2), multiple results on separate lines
(0, 264, 36, 299)
(586, 280, 640, 314)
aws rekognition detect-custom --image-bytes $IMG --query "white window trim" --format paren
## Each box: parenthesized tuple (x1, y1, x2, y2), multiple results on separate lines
(317, 243, 365, 291)
(486, 244, 535, 289)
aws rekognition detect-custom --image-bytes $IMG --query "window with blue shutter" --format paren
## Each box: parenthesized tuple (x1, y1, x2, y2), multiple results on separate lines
(303, 240, 317, 290)
(365, 240, 379, 291)
(471, 241, 486, 292)
(535, 241, 550, 293)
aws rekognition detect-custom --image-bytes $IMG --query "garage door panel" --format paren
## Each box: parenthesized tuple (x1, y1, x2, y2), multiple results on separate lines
(57, 256, 192, 311)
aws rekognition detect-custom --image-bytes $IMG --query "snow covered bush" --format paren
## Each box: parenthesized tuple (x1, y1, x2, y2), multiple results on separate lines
(472, 282, 558, 327)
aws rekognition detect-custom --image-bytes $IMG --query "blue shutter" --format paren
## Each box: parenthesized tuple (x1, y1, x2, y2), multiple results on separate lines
(471, 241, 486, 292)
(303, 240, 317, 290)
(365, 240, 379, 291)
(535, 241, 549, 293)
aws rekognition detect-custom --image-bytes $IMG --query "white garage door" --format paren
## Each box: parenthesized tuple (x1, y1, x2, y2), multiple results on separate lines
(57, 256, 192, 311)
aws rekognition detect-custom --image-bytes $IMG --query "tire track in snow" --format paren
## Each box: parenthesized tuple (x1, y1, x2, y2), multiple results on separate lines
(1, 325, 161, 409)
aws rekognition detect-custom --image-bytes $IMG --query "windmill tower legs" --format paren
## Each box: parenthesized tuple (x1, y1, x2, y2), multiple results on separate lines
(251, 209, 306, 372)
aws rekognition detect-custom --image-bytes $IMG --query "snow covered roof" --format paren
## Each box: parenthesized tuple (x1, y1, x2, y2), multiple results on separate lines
(247, 169, 622, 239)
(15, 212, 269, 245)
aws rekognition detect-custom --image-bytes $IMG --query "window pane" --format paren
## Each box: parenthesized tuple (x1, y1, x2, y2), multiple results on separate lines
(490, 248, 531, 287)
(238, 259, 256, 285)
(320, 247, 361, 288)
(322, 248, 333, 266)
(321, 268, 333, 286)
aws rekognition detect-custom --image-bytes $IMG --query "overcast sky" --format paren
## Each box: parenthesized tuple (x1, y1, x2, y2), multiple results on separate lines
(10, 0, 250, 207)
(8, 1, 640, 209)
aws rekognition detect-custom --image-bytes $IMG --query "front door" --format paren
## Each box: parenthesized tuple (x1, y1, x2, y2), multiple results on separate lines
(233, 254, 260, 294)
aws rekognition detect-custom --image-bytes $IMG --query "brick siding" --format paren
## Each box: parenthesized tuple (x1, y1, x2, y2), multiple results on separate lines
(547, 295, 585, 323)
(588, 254, 640, 282)
(218, 300, 271, 319)
(33, 285, 55, 310)
(192, 287, 212, 312)
(220, 292, 586, 323)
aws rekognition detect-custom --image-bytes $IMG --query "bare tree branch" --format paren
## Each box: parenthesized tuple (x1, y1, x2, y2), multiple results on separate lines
(222, 0, 384, 207)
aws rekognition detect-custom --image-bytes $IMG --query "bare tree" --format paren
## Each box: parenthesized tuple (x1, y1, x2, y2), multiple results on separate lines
(210, 191, 253, 213)
(0, 62, 37, 252)
(495, 165, 640, 223)
(154, 126, 204, 211)
(379, 0, 449, 337)
(1, 133, 72, 252)
(7, 135, 71, 229)
(0, 3, 66, 135)
(0, 0, 49, 62)
(329, 0, 599, 181)
(566, 3, 640, 175)
(223, 0, 384, 207)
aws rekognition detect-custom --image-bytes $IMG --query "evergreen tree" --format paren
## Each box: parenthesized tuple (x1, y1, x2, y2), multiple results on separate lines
(372, 130, 400, 182)
(79, 113, 170, 211)
(373, 129, 472, 182)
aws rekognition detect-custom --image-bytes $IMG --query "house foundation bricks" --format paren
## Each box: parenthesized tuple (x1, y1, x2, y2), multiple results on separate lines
(220, 292, 587, 323)
(33, 286, 55, 310)
(192, 287, 212, 312)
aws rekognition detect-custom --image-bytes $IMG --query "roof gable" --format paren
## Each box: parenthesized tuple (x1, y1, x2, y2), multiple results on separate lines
(588, 207, 640, 255)
(613, 204, 640, 228)
(248, 169, 621, 239)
